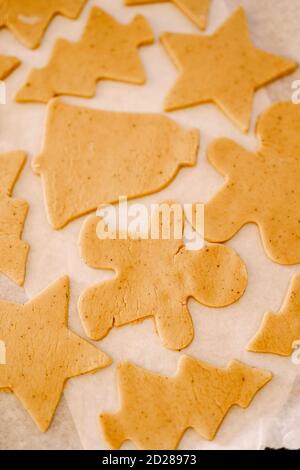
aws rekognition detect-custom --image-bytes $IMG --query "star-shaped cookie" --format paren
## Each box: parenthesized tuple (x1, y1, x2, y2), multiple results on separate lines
(204, 102, 300, 265)
(16, 7, 154, 103)
(0, 55, 20, 80)
(161, 7, 297, 131)
(0, 0, 87, 49)
(248, 276, 300, 356)
(101, 356, 271, 449)
(0, 276, 111, 431)
(78, 204, 247, 350)
(0, 151, 29, 285)
(125, 0, 210, 30)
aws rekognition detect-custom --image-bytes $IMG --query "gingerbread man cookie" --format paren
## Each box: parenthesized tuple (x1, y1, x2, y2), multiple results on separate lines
(204, 102, 300, 265)
(79, 204, 247, 350)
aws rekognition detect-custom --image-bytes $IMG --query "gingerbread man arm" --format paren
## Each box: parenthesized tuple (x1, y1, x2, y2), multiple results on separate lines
(79, 216, 140, 341)
(80, 216, 128, 271)
(79, 279, 127, 341)
(205, 138, 255, 242)
(207, 138, 250, 179)
(258, 217, 300, 265)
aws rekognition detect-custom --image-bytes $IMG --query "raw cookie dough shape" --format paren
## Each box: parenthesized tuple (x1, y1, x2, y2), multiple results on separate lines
(16, 7, 154, 103)
(100, 356, 272, 450)
(125, 0, 210, 30)
(0, 0, 87, 49)
(204, 102, 300, 265)
(33, 99, 199, 229)
(160, 7, 297, 132)
(0, 151, 29, 285)
(248, 276, 300, 356)
(78, 204, 247, 350)
(0, 55, 20, 80)
(0, 276, 111, 431)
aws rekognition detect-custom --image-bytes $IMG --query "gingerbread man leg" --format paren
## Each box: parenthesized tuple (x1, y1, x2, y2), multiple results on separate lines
(154, 301, 194, 350)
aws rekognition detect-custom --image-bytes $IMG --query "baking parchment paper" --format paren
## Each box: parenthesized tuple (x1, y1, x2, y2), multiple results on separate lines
(1, 0, 300, 450)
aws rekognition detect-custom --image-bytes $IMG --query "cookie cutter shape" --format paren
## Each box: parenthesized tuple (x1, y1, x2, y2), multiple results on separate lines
(125, 0, 210, 30)
(0, 151, 29, 285)
(204, 102, 300, 265)
(33, 99, 199, 229)
(78, 204, 247, 350)
(16, 7, 154, 102)
(100, 356, 271, 449)
(161, 7, 296, 132)
(0, 55, 20, 80)
(0, 276, 111, 431)
(248, 276, 300, 356)
(0, 0, 87, 49)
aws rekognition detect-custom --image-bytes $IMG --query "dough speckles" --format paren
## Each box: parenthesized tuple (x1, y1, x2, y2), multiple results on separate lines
(204, 101, 300, 264)
(33, 99, 199, 229)
(0, 151, 29, 285)
(100, 356, 271, 449)
(78, 204, 247, 350)
(16, 7, 154, 103)
(161, 7, 296, 131)
(0, 276, 111, 431)
(0, 0, 87, 49)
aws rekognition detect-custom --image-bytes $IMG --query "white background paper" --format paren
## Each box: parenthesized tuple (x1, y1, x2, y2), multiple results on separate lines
(1, 0, 300, 450)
